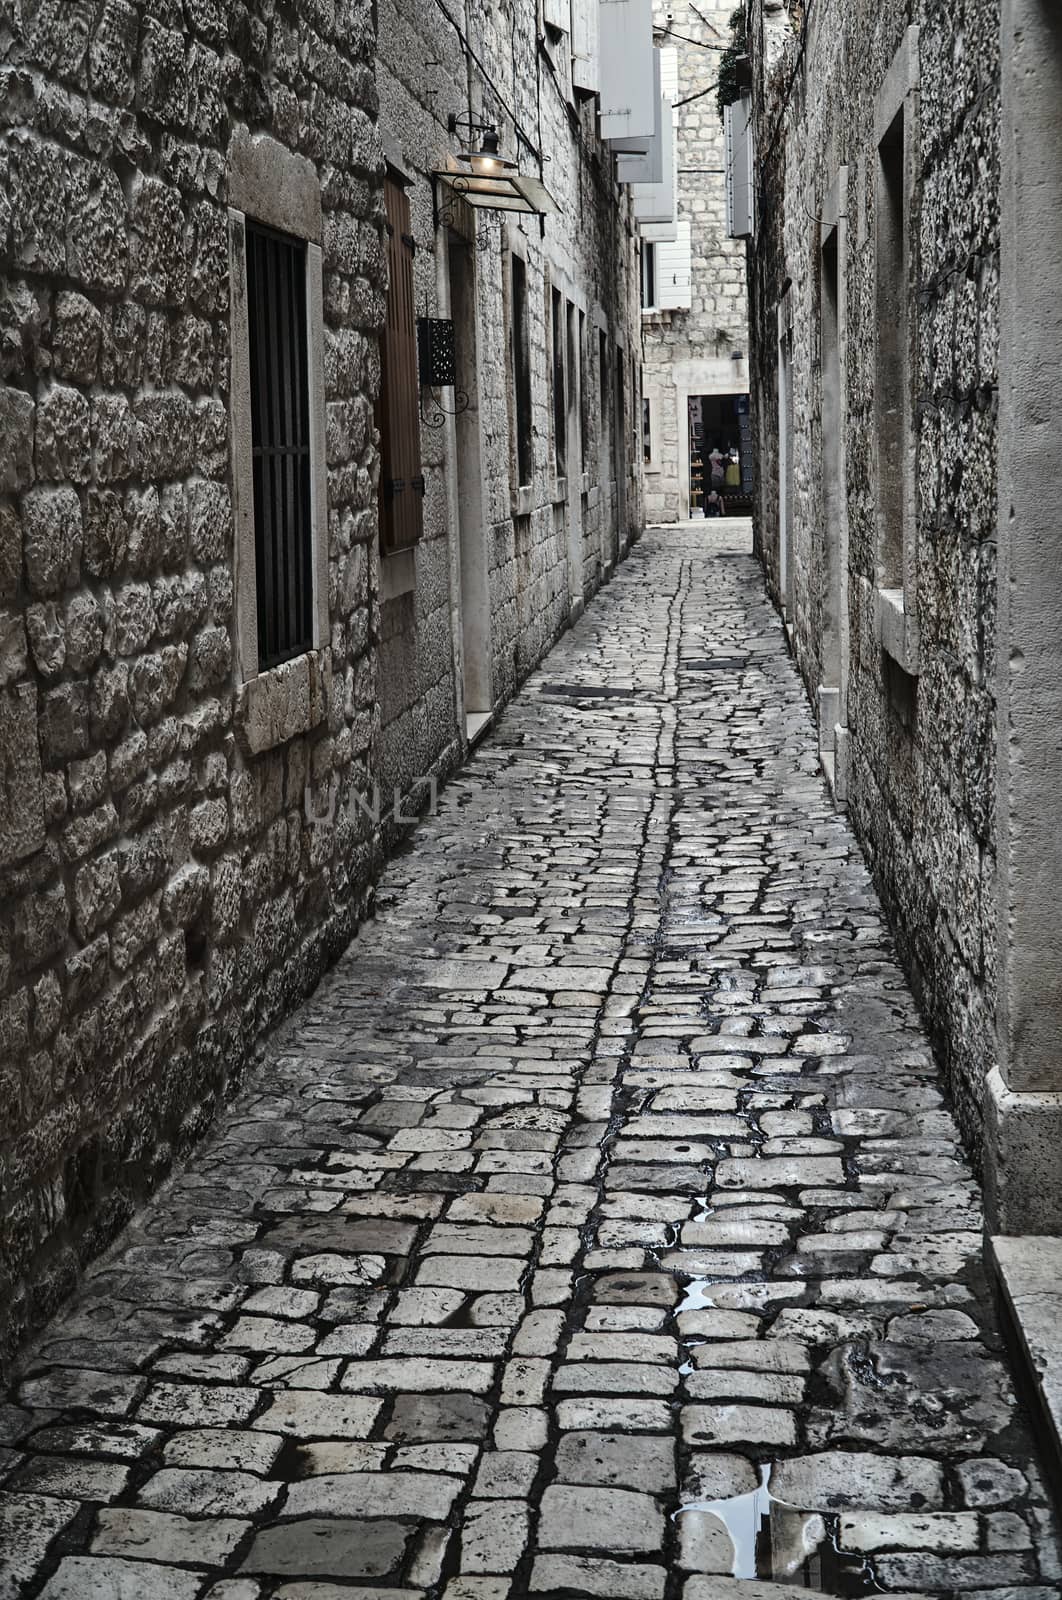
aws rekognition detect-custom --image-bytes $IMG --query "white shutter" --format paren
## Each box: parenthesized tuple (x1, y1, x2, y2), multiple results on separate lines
(614, 49, 663, 183)
(571, 0, 599, 91)
(544, 0, 569, 30)
(598, 0, 655, 139)
(640, 216, 678, 242)
(655, 218, 692, 309)
(724, 94, 755, 238)
(659, 45, 678, 104)
(631, 98, 674, 222)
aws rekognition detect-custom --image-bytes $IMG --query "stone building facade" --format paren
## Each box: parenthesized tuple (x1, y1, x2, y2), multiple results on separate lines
(641, 1, 751, 524)
(375, 0, 644, 790)
(0, 0, 643, 1368)
(744, 0, 1062, 1251)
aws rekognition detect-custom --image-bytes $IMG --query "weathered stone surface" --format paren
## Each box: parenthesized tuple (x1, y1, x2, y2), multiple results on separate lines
(537, 1486, 664, 1553)
(22, 487, 82, 596)
(0, 387, 34, 493)
(770, 1451, 945, 1513)
(0, 1493, 78, 1598)
(0, 683, 45, 867)
(240, 1519, 410, 1578)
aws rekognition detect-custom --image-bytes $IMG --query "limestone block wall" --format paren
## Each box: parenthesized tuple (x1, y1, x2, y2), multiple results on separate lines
(643, 0, 751, 524)
(0, 0, 387, 1369)
(747, 0, 1000, 1149)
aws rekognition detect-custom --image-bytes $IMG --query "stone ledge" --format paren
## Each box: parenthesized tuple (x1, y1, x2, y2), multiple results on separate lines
(381, 549, 415, 602)
(874, 584, 920, 677)
(990, 1234, 1062, 1485)
(235, 649, 329, 757)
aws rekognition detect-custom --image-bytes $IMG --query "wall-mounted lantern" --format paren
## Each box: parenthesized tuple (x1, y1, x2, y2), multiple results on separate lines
(434, 115, 558, 223)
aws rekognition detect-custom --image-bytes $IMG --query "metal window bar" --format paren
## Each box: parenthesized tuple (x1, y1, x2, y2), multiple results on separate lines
(246, 221, 313, 670)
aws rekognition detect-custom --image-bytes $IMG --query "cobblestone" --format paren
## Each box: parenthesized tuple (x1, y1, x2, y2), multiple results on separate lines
(0, 524, 1057, 1597)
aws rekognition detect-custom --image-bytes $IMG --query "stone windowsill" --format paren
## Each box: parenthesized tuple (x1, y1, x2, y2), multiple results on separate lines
(552, 476, 568, 506)
(512, 485, 534, 519)
(381, 548, 415, 602)
(874, 584, 920, 677)
(235, 648, 330, 757)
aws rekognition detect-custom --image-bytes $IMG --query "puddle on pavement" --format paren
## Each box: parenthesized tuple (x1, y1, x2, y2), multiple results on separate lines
(676, 1276, 718, 1314)
(674, 1467, 884, 1595)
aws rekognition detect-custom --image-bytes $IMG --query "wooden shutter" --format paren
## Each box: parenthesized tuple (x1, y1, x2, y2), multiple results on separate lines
(724, 94, 756, 238)
(615, 49, 663, 184)
(571, 0, 599, 92)
(246, 221, 313, 669)
(378, 178, 424, 554)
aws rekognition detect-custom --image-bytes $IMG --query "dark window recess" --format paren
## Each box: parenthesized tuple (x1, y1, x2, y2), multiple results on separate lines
(641, 241, 656, 309)
(552, 286, 566, 477)
(510, 255, 533, 488)
(246, 221, 314, 670)
(876, 111, 906, 589)
(598, 328, 610, 477)
(378, 177, 424, 555)
(579, 309, 588, 473)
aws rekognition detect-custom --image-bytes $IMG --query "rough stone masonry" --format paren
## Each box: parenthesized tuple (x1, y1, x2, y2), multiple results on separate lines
(0, 525, 1056, 1599)
(0, 0, 390, 1367)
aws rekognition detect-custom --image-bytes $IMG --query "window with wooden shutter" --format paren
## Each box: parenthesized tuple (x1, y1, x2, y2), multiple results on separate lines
(246, 221, 314, 670)
(511, 254, 533, 488)
(378, 176, 424, 554)
(551, 286, 566, 478)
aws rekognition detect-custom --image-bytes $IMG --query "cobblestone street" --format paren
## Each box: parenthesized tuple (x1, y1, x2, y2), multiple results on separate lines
(1, 524, 1057, 1600)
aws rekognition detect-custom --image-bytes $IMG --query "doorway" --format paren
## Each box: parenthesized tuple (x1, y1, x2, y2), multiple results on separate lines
(688, 392, 754, 518)
(448, 233, 492, 738)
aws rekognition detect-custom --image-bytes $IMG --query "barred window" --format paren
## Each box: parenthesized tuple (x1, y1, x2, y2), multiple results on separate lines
(245, 221, 314, 670)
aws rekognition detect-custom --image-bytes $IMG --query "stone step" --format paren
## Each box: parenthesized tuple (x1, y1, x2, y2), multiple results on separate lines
(991, 1234, 1062, 1484)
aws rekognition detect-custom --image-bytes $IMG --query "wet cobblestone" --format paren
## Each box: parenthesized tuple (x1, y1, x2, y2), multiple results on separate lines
(1, 524, 1057, 1599)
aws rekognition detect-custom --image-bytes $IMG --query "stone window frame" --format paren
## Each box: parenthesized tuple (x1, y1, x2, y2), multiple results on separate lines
(227, 128, 330, 756)
(872, 25, 921, 678)
(548, 272, 568, 500)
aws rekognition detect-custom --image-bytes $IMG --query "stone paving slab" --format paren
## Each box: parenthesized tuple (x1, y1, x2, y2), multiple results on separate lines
(0, 524, 1058, 1598)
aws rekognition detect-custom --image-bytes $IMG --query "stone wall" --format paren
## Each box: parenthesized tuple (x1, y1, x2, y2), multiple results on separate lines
(642, 0, 751, 524)
(0, 0, 387, 1370)
(0, 0, 644, 1371)
(376, 0, 643, 761)
(746, 0, 1001, 1150)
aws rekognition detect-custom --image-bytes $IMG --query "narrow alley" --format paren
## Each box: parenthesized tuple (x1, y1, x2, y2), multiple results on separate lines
(1, 525, 1056, 1600)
